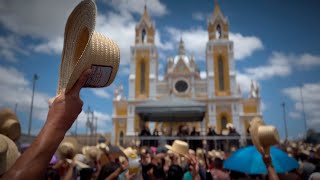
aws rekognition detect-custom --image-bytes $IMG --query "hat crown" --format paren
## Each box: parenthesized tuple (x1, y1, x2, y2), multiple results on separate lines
(258, 125, 279, 147)
(0, 136, 8, 155)
(171, 140, 189, 155)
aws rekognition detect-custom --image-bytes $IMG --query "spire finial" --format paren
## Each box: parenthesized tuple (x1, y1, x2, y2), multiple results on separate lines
(178, 37, 185, 55)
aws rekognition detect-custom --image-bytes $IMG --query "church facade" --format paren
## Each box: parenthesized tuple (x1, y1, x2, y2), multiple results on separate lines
(111, 3, 261, 145)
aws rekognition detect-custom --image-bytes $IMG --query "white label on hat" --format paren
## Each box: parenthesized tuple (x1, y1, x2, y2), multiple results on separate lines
(84, 65, 113, 87)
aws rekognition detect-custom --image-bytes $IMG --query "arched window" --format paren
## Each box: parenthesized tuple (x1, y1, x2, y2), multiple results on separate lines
(221, 116, 227, 129)
(140, 61, 146, 94)
(218, 56, 225, 91)
(141, 29, 146, 43)
(120, 131, 124, 146)
(216, 24, 222, 39)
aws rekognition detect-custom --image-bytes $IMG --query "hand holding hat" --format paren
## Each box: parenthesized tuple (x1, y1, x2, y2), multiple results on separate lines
(249, 117, 280, 156)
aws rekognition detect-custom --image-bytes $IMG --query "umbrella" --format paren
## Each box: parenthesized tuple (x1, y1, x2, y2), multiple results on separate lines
(224, 146, 299, 174)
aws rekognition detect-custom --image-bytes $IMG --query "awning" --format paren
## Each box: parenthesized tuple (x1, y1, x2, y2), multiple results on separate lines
(135, 97, 206, 122)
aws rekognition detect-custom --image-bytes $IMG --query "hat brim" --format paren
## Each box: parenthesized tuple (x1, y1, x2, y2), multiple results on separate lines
(250, 117, 265, 154)
(58, 0, 96, 94)
(66, 159, 90, 169)
(165, 144, 188, 158)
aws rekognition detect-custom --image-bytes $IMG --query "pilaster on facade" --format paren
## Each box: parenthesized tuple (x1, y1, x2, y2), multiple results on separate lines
(126, 104, 135, 136)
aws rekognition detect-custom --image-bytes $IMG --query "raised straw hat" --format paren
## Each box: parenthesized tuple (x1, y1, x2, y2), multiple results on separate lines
(0, 108, 21, 141)
(165, 140, 189, 157)
(0, 134, 20, 175)
(58, 137, 78, 159)
(57, 0, 120, 94)
(249, 117, 279, 155)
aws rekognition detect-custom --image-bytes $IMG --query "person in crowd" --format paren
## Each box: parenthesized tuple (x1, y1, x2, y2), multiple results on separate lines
(207, 126, 215, 151)
(140, 124, 151, 147)
(210, 157, 230, 180)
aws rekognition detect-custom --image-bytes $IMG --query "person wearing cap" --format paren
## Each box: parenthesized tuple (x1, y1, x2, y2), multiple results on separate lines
(1, 69, 92, 179)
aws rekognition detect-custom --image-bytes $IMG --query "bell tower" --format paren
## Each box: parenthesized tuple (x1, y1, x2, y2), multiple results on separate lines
(206, 1, 237, 133)
(127, 5, 158, 136)
(128, 5, 158, 100)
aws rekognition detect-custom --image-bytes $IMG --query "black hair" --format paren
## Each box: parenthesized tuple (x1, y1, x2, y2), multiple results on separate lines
(97, 162, 120, 180)
(79, 168, 94, 180)
(167, 165, 183, 180)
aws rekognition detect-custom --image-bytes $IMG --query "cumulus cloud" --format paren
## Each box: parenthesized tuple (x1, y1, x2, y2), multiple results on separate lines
(229, 33, 263, 60)
(91, 89, 111, 99)
(165, 27, 263, 61)
(107, 0, 168, 17)
(0, 35, 29, 62)
(192, 12, 206, 21)
(0, 65, 52, 134)
(236, 72, 252, 94)
(245, 52, 292, 80)
(282, 83, 320, 129)
(294, 53, 320, 69)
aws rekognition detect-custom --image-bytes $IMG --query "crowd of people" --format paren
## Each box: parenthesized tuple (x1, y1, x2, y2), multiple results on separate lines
(36, 139, 320, 180)
(138, 124, 241, 151)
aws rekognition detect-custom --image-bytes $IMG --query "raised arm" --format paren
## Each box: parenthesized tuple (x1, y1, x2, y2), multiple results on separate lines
(1, 69, 91, 180)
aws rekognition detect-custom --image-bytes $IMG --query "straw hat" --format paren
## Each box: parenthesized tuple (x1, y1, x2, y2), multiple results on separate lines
(58, 137, 78, 159)
(66, 153, 90, 169)
(165, 140, 189, 157)
(222, 129, 230, 136)
(0, 134, 20, 175)
(214, 127, 221, 135)
(249, 117, 279, 155)
(226, 123, 234, 129)
(121, 147, 138, 159)
(57, 0, 120, 94)
(96, 143, 109, 153)
(196, 148, 204, 157)
(83, 146, 101, 161)
(0, 108, 21, 141)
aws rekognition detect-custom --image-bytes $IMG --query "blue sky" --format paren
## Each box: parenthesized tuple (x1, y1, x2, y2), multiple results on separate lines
(0, 0, 319, 140)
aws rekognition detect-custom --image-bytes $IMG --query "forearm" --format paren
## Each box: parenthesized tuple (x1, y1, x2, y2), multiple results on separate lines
(2, 117, 67, 179)
(105, 168, 122, 180)
(267, 165, 279, 180)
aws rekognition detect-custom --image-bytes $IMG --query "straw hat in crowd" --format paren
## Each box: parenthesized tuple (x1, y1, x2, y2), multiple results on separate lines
(250, 117, 280, 155)
(66, 153, 90, 169)
(222, 129, 230, 136)
(0, 108, 21, 142)
(82, 146, 101, 162)
(165, 140, 189, 158)
(58, 137, 78, 159)
(226, 123, 234, 129)
(57, 0, 120, 95)
(96, 142, 109, 153)
(0, 134, 20, 175)
(208, 149, 224, 160)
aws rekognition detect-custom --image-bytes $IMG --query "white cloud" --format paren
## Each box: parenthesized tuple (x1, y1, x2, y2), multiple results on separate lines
(0, 65, 52, 134)
(165, 27, 263, 61)
(0, 35, 29, 62)
(229, 33, 263, 61)
(295, 53, 320, 69)
(200, 71, 207, 79)
(289, 111, 302, 120)
(245, 52, 292, 80)
(192, 12, 205, 21)
(236, 72, 252, 94)
(0, 0, 80, 39)
(166, 27, 207, 61)
(33, 37, 63, 54)
(108, 0, 168, 17)
(282, 83, 320, 130)
(91, 89, 111, 99)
